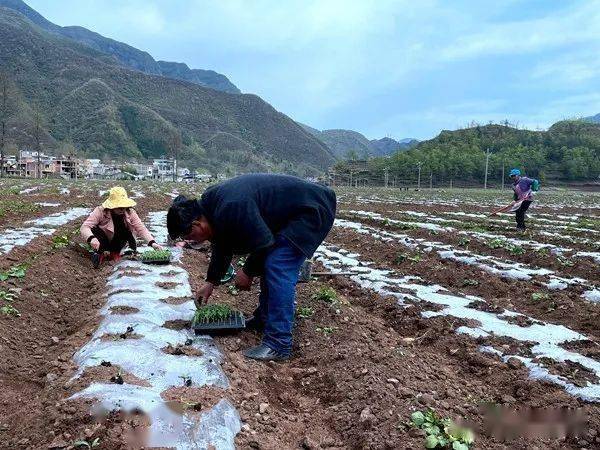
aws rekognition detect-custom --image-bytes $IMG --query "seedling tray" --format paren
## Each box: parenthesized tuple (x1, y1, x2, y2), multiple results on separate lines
(138, 249, 172, 265)
(192, 310, 246, 335)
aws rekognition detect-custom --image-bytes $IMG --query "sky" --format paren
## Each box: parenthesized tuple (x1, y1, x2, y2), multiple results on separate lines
(27, 0, 600, 140)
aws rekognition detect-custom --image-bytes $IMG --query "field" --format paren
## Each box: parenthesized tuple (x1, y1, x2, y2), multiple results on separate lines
(0, 179, 599, 449)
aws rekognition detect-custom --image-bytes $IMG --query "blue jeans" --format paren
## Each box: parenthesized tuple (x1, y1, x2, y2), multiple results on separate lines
(252, 236, 305, 355)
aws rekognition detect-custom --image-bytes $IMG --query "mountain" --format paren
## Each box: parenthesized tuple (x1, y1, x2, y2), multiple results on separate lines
(0, 7, 335, 175)
(0, 0, 240, 94)
(362, 120, 600, 182)
(370, 137, 418, 156)
(584, 113, 600, 124)
(300, 123, 417, 158)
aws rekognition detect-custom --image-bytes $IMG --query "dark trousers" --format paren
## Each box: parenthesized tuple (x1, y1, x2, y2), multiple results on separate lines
(252, 235, 306, 356)
(515, 200, 532, 230)
(91, 226, 136, 253)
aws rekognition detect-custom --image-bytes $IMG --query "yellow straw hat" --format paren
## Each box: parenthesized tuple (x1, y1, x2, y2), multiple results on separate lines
(102, 186, 136, 209)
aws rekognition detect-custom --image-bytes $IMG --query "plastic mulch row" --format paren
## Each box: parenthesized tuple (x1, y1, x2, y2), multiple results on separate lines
(192, 310, 246, 335)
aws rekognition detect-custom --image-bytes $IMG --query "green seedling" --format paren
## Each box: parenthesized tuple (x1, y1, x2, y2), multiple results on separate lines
(139, 249, 172, 262)
(312, 287, 338, 304)
(507, 245, 525, 255)
(73, 438, 100, 449)
(557, 256, 574, 267)
(192, 304, 234, 324)
(487, 238, 506, 249)
(227, 285, 239, 296)
(457, 237, 470, 247)
(395, 253, 407, 264)
(535, 247, 550, 256)
(0, 263, 29, 281)
(531, 292, 550, 301)
(316, 326, 337, 336)
(52, 235, 70, 249)
(0, 304, 20, 317)
(297, 306, 315, 318)
(462, 279, 479, 287)
(410, 408, 474, 449)
(408, 254, 422, 263)
(0, 290, 17, 302)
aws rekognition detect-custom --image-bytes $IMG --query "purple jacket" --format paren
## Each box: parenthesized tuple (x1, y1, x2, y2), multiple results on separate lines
(513, 177, 534, 201)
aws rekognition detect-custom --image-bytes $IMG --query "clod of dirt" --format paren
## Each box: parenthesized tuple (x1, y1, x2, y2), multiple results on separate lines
(162, 344, 202, 357)
(163, 319, 191, 331)
(110, 373, 124, 385)
(100, 360, 112, 367)
(156, 281, 179, 290)
(109, 305, 139, 315)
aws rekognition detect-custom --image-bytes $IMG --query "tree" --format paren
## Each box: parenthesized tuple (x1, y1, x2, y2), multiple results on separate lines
(0, 72, 17, 178)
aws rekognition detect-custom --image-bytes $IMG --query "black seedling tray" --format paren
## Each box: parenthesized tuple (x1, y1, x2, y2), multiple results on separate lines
(192, 310, 246, 335)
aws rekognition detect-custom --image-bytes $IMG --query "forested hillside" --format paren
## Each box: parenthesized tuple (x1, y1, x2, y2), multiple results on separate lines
(361, 121, 600, 182)
(0, 7, 335, 175)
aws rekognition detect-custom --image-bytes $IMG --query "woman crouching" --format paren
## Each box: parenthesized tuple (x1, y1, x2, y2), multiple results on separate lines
(80, 186, 162, 267)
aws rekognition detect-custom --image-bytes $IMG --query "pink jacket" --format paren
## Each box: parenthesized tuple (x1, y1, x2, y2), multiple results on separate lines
(80, 207, 155, 243)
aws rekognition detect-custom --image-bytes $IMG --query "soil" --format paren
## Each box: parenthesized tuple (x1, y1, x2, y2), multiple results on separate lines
(1, 185, 599, 449)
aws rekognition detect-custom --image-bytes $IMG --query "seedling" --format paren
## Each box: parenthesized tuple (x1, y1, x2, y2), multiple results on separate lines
(531, 292, 550, 301)
(0, 290, 17, 302)
(0, 263, 29, 281)
(73, 438, 100, 449)
(193, 304, 234, 323)
(138, 249, 172, 264)
(557, 256, 574, 267)
(507, 245, 525, 255)
(0, 304, 20, 317)
(487, 238, 506, 249)
(227, 285, 239, 296)
(395, 253, 407, 264)
(535, 247, 550, 256)
(52, 235, 70, 249)
(458, 237, 470, 247)
(316, 326, 337, 336)
(462, 279, 479, 287)
(297, 306, 315, 318)
(410, 408, 474, 449)
(312, 287, 338, 304)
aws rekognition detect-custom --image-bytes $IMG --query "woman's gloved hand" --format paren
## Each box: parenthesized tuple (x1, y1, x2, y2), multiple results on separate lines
(151, 242, 163, 250)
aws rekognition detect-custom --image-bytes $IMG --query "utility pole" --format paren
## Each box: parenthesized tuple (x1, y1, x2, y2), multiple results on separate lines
(417, 162, 422, 190)
(484, 147, 490, 189)
(429, 171, 433, 189)
(501, 161, 505, 191)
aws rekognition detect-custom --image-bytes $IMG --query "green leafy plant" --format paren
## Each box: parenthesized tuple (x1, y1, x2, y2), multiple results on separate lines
(462, 279, 479, 287)
(0, 263, 29, 281)
(297, 306, 315, 318)
(487, 238, 506, 249)
(73, 438, 100, 449)
(557, 256, 574, 267)
(457, 237, 470, 248)
(192, 304, 233, 324)
(410, 408, 474, 449)
(0, 304, 20, 317)
(507, 245, 525, 255)
(531, 292, 550, 301)
(227, 285, 239, 296)
(52, 234, 70, 249)
(312, 287, 338, 304)
(316, 326, 337, 336)
(535, 247, 550, 256)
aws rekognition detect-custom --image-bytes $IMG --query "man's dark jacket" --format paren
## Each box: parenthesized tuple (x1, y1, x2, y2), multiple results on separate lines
(200, 174, 336, 284)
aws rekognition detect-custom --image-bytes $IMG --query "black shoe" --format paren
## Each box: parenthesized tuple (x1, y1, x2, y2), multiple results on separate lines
(243, 344, 289, 361)
(244, 316, 265, 331)
(91, 252, 101, 269)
